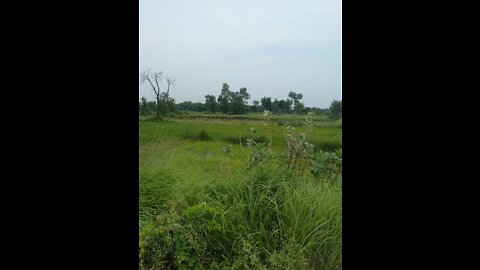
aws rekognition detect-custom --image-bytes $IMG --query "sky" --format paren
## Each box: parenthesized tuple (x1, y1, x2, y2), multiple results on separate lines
(140, 0, 341, 108)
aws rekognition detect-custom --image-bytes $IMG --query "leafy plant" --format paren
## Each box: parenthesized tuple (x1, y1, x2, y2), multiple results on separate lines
(139, 208, 180, 270)
(262, 110, 274, 151)
(245, 111, 275, 169)
(284, 112, 316, 176)
(311, 148, 342, 181)
(222, 144, 233, 155)
(245, 137, 271, 169)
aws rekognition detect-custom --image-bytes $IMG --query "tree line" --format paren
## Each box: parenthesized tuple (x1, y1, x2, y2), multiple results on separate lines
(140, 70, 341, 119)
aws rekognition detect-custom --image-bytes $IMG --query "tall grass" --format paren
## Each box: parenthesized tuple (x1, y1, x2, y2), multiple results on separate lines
(139, 117, 342, 269)
(140, 161, 341, 269)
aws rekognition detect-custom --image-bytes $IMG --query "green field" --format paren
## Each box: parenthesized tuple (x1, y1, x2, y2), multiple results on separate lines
(139, 113, 342, 269)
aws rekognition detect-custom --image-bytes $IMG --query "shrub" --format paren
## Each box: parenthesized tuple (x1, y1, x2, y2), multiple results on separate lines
(311, 148, 342, 181)
(182, 129, 212, 141)
(198, 130, 211, 141)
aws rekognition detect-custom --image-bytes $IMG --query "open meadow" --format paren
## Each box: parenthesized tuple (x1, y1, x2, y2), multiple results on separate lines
(139, 113, 342, 269)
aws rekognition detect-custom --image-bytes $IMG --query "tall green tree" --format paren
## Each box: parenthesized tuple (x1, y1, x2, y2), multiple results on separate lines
(231, 87, 250, 114)
(217, 83, 232, 114)
(274, 98, 293, 114)
(260, 97, 272, 111)
(205, 95, 218, 113)
(239, 87, 250, 101)
(288, 91, 305, 114)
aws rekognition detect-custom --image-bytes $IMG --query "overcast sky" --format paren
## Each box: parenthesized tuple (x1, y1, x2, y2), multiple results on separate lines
(140, 0, 341, 108)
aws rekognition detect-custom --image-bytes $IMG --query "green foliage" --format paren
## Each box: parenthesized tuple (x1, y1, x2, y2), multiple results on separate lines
(222, 144, 233, 155)
(288, 91, 305, 114)
(162, 96, 176, 114)
(314, 141, 342, 152)
(260, 97, 272, 111)
(245, 138, 271, 169)
(177, 101, 206, 112)
(169, 84, 339, 117)
(140, 97, 151, 115)
(268, 238, 309, 270)
(329, 100, 342, 120)
(311, 148, 342, 182)
(217, 83, 232, 114)
(205, 95, 218, 113)
(139, 98, 159, 116)
(139, 208, 180, 270)
(271, 98, 294, 114)
(251, 100, 260, 112)
(215, 84, 251, 115)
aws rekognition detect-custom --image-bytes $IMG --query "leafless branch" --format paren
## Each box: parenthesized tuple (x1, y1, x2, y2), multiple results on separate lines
(165, 76, 176, 88)
(163, 76, 176, 102)
(140, 69, 163, 97)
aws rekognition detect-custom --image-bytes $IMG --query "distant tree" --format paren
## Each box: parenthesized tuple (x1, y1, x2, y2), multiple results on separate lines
(252, 100, 260, 112)
(296, 103, 305, 114)
(147, 100, 157, 113)
(176, 101, 204, 112)
(217, 83, 232, 113)
(271, 99, 280, 114)
(285, 98, 293, 114)
(231, 87, 250, 114)
(176, 101, 193, 111)
(329, 100, 342, 119)
(239, 87, 250, 101)
(288, 91, 305, 114)
(205, 95, 218, 113)
(278, 99, 286, 114)
(140, 69, 176, 118)
(140, 97, 150, 115)
(165, 97, 176, 113)
(195, 102, 205, 112)
(313, 107, 329, 115)
(140, 69, 163, 119)
(260, 97, 272, 111)
(272, 98, 293, 114)
(231, 93, 242, 114)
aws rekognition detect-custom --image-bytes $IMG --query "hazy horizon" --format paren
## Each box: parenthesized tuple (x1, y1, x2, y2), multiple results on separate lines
(140, 0, 341, 109)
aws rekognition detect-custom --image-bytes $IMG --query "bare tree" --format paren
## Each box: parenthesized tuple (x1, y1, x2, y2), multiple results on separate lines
(140, 69, 163, 119)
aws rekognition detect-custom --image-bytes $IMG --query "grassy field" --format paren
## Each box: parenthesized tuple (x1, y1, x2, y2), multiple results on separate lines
(139, 113, 342, 269)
